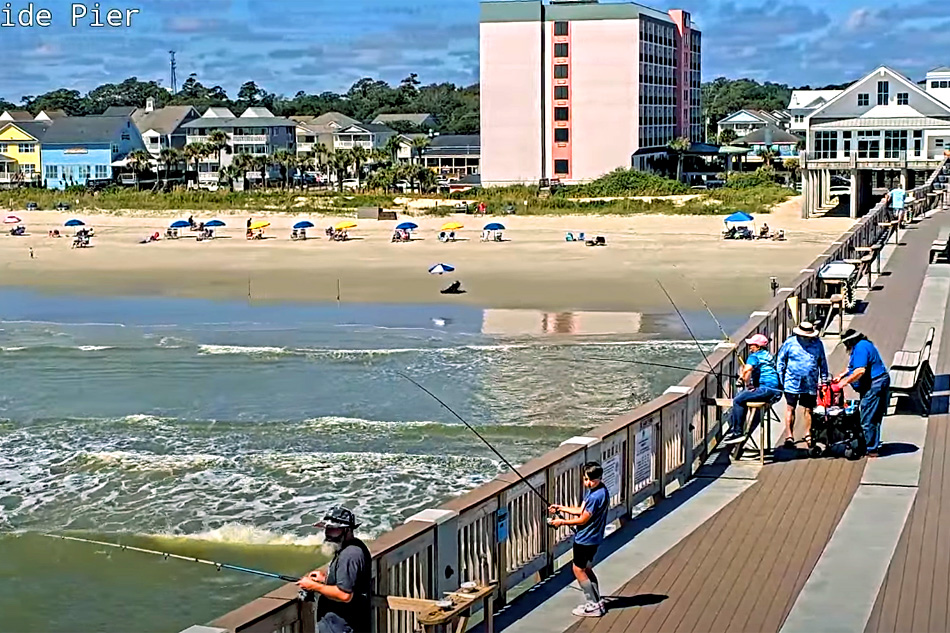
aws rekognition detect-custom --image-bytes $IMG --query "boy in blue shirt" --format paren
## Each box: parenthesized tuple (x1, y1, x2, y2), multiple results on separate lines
(549, 461, 610, 617)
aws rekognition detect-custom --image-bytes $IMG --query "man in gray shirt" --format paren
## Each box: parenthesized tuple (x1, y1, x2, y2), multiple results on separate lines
(299, 507, 372, 633)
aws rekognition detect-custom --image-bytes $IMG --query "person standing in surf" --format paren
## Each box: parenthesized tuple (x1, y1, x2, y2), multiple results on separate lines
(548, 461, 610, 618)
(298, 506, 372, 633)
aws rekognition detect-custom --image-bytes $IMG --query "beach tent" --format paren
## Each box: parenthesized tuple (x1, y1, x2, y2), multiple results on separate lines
(293, 220, 314, 229)
(64, 219, 84, 227)
(428, 263, 455, 275)
(484, 222, 505, 231)
(334, 220, 357, 231)
(723, 211, 754, 224)
(170, 219, 190, 228)
(396, 222, 418, 231)
(205, 219, 226, 228)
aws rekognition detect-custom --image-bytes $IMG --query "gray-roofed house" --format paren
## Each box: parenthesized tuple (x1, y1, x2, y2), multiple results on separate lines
(131, 98, 200, 157)
(181, 106, 296, 185)
(0, 120, 51, 186)
(40, 113, 146, 190)
(291, 112, 359, 157)
(0, 110, 35, 122)
(332, 122, 397, 152)
(34, 109, 67, 121)
(371, 113, 438, 129)
(733, 125, 803, 161)
(421, 134, 480, 177)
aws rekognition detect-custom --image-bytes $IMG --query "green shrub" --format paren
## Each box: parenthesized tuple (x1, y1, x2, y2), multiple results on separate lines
(562, 168, 689, 197)
(725, 167, 777, 189)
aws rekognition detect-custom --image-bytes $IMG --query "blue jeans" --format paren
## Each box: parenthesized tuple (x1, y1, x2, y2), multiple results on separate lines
(730, 387, 782, 435)
(860, 374, 890, 452)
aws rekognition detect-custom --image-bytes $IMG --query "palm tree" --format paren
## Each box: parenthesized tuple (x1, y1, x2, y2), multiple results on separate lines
(757, 147, 777, 168)
(206, 130, 229, 178)
(411, 136, 431, 166)
(256, 154, 270, 189)
(384, 135, 404, 164)
(127, 149, 153, 186)
(718, 129, 738, 145)
(231, 153, 256, 190)
(415, 165, 436, 193)
(667, 136, 691, 183)
(327, 149, 353, 192)
(183, 142, 206, 182)
(350, 145, 368, 190)
(158, 148, 181, 186)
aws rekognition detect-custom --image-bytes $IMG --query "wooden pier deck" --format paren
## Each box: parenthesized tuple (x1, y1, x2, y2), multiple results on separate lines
(556, 210, 950, 633)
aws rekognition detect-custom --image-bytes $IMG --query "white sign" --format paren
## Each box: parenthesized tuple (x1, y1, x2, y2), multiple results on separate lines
(634, 425, 654, 487)
(601, 454, 621, 498)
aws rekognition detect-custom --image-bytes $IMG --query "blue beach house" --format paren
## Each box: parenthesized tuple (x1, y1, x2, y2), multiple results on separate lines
(41, 114, 145, 189)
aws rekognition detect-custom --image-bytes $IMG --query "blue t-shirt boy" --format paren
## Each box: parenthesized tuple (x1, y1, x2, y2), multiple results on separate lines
(574, 483, 609, 546)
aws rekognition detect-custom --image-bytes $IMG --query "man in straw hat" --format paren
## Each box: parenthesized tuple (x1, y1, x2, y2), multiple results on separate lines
(723, 333, 782, 444)
(776, 321, 829, 449)
(835, 329, 890, 457)
(299, 506, 372, 633)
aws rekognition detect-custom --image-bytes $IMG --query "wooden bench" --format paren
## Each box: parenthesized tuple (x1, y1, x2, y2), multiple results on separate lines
(890, 327, 936, 414)
(931, 226, 950, 263)
(707, 397, 778, 465)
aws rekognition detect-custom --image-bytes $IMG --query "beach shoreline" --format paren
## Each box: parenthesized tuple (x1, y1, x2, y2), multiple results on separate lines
(0, 196, 853, 313)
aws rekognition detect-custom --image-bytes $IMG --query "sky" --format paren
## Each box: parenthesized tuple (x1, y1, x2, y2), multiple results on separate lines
(1, 0, 949, 103)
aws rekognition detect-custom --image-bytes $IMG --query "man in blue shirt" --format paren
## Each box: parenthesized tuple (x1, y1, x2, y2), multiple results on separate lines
(776, 321, 829, 449)
(549, 462, 610, 618)
(836, 329, 890, 456)
(724, 333, 782, 444)
(887, 186, 907, 226)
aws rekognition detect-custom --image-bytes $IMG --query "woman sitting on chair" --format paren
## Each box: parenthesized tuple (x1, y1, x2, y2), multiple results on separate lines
(723, 334, 783, 445)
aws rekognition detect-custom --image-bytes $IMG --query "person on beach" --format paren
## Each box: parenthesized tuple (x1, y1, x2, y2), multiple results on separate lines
(548, 461, 609, 618)
(723, 334, 782, 444)
(835, 329, 890, 457)
(776, 322, 829, 449)
(298, 506, 372, 633)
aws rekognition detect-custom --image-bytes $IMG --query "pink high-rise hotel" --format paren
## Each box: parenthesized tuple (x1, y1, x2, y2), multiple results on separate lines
(480, 0, 702, 186)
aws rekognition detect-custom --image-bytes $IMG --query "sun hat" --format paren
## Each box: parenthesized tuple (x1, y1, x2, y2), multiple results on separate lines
(313, 506, 360, 529)
(745, 334, 769, 347)
(793, 321, 819, 338)
(840, 328, 864, 346)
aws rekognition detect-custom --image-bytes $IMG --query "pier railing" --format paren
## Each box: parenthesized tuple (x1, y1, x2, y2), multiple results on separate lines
(205, 158, 950, 633)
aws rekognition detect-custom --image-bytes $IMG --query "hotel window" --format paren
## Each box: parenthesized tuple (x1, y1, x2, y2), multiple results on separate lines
(934, 81, 941, 89)
(814, 131, 837, 159)
(95, 165, 109, 179)
(554, 128, 569, 143)
(554, 86, 569, 100)
(857, 130, 880, 159)
(554, 64, 568, 79)
(858, 93, 869, 106)
(884, 130, 907, 158)
(554, 159, 569, 174)
(554, 21, 568, 36)
(794, 115, 804, 123)
(78, 165, 91, 179)
(877, 81, 889, 105)
(914, 130, 923, 156)
(17, 143, 35, 153)
(554, 107, 569, 122)
(45, 165, 59, 179)
(897, 93, 909, 105)
(554, 43, 568, 58)
(842, 131, 852, 157)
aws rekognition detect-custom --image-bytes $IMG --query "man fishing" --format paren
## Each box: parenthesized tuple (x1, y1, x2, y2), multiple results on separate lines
(298, 507, 372, 633)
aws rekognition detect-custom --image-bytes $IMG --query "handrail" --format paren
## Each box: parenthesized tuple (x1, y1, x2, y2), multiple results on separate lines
(204, 157, 950, 633)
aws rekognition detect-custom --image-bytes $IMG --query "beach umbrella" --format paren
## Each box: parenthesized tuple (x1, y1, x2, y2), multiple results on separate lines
(64, 219, 84, 227)
(428, 263, 455, 275)
(396, 221, 418, 231)
(334, 220, 357, 231)
(205, 219, 226, 228)
(249, 220, 271, 231)
(484, 222, 505, 231)
(724, 211, 754, 223)
(293, 220, 314, 229)
(170, 219, 190, 228)
(3, 215, 21, 224)
(441, 222, 464, 231)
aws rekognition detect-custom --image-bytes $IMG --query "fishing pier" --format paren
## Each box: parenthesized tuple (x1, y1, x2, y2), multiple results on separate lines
(185, 158, 950, 633)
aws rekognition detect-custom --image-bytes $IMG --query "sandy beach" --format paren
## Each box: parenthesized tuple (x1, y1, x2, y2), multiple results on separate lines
(0, 196, 854, 312)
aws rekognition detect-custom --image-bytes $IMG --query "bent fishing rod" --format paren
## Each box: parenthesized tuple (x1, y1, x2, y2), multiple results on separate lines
(397, 372, 573, 530)
(40, 533, 301, 582)
(655, 279, 725, 394)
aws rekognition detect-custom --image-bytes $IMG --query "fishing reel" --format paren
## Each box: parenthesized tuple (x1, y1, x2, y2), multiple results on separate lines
(299, 589, 316, 602)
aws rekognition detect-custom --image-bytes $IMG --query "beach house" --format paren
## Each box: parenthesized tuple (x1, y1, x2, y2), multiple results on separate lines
(292, 112, 359, 158)
(131, 99, 200, 157)
(41, 113, 146, 190)
(0, 120, 50, 186)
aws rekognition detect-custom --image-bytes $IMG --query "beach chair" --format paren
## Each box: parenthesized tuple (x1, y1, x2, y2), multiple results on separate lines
(494, 231, 503, 242)
(577, 232, 585, 242)
(481, 230, 489, 242)
(566, 232, 575, 242)
(449, 231, 456, 241)
(439, 231, 447, 242)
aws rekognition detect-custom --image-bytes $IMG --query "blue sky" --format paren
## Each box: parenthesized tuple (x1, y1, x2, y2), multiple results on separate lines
(1, 0, 949, 103)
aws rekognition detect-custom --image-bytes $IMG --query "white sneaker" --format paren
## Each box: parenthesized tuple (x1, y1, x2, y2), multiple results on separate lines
(572, 601, 605, 617)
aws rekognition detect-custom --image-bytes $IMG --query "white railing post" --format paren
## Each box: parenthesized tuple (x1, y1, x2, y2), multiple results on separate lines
(405, 509, 460, 597)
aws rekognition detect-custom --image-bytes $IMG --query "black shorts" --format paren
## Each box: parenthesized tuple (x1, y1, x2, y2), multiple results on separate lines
(573, 543, 599, 569)
(785, 392, 817, 409)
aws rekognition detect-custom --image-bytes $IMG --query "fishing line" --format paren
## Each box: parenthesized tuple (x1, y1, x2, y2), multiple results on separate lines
(583, 356, 741, 379)
(396, 372, 574, 530)
(39, 533, 301, 582)
(655, 279, 724, 393)
(672, 266, 732, 343)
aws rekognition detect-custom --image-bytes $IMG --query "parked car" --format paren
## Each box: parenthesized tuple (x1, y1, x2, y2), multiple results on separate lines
(292, 173, 317, 186)
(341, 179, 359, 190)
(25, 202, 39, 211)
(55, 202, 70, 211)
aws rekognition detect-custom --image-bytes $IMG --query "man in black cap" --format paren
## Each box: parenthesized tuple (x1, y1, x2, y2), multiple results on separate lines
(298, 506, 372, 633)
(835, 329, 890, 457)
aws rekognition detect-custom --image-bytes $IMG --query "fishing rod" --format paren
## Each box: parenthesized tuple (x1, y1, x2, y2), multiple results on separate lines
(396, 372, 573, 530)
(40, 533, 301, 582)
(672, 268, 746, 368)
(655, 279, 725, 394)
(584, 356, 741, 380)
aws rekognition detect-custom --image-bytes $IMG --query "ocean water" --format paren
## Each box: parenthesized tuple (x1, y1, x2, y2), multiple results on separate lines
(0, 289, 733, 632)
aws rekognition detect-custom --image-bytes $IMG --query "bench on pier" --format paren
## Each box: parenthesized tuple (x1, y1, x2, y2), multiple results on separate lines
(890, 326, 935, 415)
(706, 397, 779, 465)
(931, 227, 950, 263)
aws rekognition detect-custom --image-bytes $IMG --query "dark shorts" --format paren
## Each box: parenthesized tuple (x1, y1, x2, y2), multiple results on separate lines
(573, 543, 599, 569)
(785, 392, 817, 409)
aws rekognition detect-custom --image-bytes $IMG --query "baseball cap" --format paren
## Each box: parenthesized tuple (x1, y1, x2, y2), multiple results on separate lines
(314, 506, 360, 529)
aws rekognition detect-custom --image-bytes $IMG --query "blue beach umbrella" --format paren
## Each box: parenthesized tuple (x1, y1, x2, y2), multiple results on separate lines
(170, 219, 190, 228)
(428, 263, 455, 275)
(396, 221, 418, 231)
(484, 222, 505, 231)
(64, 219, 84, 227)
(205, 219, 226, 228)
(724, 211, 754, 223)
(293, 220, 314, 229)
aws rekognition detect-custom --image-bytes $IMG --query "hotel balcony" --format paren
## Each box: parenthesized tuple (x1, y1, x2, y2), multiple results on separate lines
(231, 135, 269, 144)
(802, 150, 947, 171)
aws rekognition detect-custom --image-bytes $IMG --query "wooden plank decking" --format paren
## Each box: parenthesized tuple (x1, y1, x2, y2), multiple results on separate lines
(565, 213, 946, 633)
